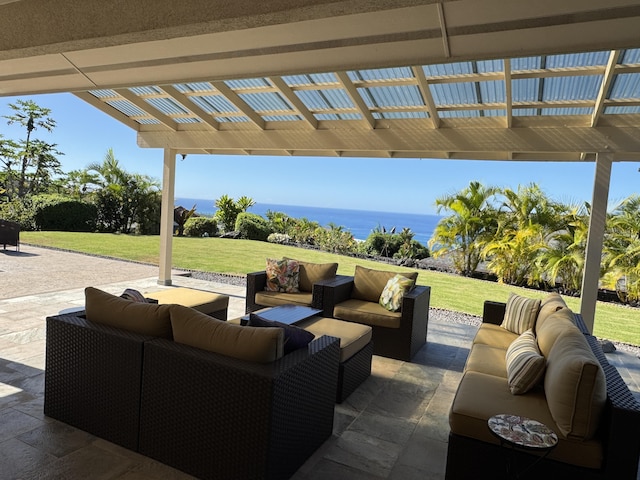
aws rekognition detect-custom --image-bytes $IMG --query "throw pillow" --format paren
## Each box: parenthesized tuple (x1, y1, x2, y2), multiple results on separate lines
(379, 274, 415, 312)
(352, 265, 418, 303)
(120, 288, 148, 303)
(84, 287, 173, 338)
(248, 313, 315, 354)
(501, 293, 541, 334)
(505, 329, 546, 394)
(265, 258, 300, 293)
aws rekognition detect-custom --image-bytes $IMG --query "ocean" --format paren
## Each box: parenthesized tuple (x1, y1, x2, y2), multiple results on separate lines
(175, 197, 441, 245)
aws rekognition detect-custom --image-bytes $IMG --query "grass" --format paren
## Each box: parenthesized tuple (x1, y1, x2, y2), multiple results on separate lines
(21, 231, 640, 346)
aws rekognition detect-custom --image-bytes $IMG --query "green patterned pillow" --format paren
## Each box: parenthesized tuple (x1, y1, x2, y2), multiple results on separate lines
(379, 274, 415, 312)
(501, 293, 541, 334)
(265, 258, 300, 293)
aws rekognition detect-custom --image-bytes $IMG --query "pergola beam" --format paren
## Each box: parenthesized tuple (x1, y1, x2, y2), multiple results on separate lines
(115, 88, 178, 130)
(160, 85, 220, 130)
(336, 71, 376, 129)
(268, 76, 318, 129)
(210, 81, 266, 129)
(412, 66, 440, 129)
(591, 50, 622, 127)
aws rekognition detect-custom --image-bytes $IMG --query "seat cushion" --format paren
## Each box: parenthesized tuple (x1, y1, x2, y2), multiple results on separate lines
(170, 304, 284, 363)
(464, 343, 508, 378)
(351, 265, 418, 303)
(284, 258, 338, 292)
(85, 287, 173, 339)
(145, 287, 229, 314)
(298, 317, 372, 362)
(254, 291, 313, 308)
(472, 323, 518, 350)
(544, 328, 606, 440)
(334, 298, 402, 328)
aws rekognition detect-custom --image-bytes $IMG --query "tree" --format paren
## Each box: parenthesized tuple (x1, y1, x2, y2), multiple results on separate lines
(1, 100, 63, 200)
(214, 194, 255, 232)
(429, 181, 499, 275)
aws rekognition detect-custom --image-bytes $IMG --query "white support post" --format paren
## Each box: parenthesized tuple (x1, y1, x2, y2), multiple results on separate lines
(158, 148, 176, 286)
(580, 153, 613, 333)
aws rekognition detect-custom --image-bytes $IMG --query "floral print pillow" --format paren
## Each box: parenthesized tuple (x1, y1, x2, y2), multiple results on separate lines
(379, 274, 415, 312)
(265, 258, 300, 293)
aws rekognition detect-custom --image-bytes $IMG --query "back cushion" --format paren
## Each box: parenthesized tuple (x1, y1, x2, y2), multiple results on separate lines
(285, 258, 338, 292)
(85, 286, 172, 338)
(352, 265, 418, 303)
(544, 328, 606, 440)
(536, 292, 569, 334)
(170, 304, 284, 363)
(536, 308, 577, 358)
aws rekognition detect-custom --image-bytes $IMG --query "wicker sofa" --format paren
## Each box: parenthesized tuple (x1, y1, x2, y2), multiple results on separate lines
(45, 288, 340, 480)
(446, 293, 640, 479)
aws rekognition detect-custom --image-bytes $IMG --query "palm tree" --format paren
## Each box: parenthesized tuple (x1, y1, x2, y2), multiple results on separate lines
(429, 181, 499, 275)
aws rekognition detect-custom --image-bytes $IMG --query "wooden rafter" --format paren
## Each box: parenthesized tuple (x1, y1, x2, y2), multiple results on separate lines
(592, 50, 622, 127)
(115, 88, 178, 130)
(412, 66, 440, 128)
(160, 85, 220, 130)
(210, 81, 265, 129)
(73, 92, 140, 131)
(504, 59, 513, 128)
(268, 76, 318, 129)
(336, 71, 376, 129)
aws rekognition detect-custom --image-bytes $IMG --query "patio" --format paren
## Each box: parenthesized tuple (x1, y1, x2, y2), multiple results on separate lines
(1, 245, 639, 479)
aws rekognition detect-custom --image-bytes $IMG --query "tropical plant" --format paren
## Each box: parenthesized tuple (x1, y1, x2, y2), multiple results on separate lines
(235, 212, 272, 241)
(174, 204, 197, 236)
(314, 223, 356, 254)
(184, 216, 218, 237)
(429, 181, 499, 275)
(213, 194, 255, 232)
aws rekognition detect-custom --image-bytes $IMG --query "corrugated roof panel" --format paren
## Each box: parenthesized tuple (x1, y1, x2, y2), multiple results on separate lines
(359, 85, 423, 108)
(512, 78, 539, 102)
(263, 115, 301, 121)
(422, 62, 473, 77)
(543, 76, 601, 101)
(89, 89, 116, 98)
(429, 82, 477, 106)
(541, 107, 592, 116)
(513, 108, 538, 116)
(222, 117, 249, 123)
(439, 110, 480, 118)
(294, 90, 328, 110)
(609, 73, 640, 99)
(476, 60, 503, 73)
(315, 113, 340, 120)
(483, 109, 505, 117)
(621, 48, 640, 64)
(238, 92, 292, 112)
(380, 111, 428, 119)
(479, 81, 505, 103)
(193, 95, 238, 114)
(511, 56, 543, 70)
(348, 67, 413, 82)
(174, 117, 201, 124)
(282, 73, 337, 87)
(546, 51, 609, 68)
(321, 89, 354, 109)
(605, 105, 640, 114)
(337, 113, 362, 120)
(225, 78, 270, 89)
(128, 86, 163, 95)
(136, 118, 162, 125)
(106, 100, 147, 117)
(146, 97, 190, 115)
(177, 82, 214, 93)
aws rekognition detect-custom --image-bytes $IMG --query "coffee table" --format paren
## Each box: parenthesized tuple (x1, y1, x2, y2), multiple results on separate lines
(241, 305, 322, 326)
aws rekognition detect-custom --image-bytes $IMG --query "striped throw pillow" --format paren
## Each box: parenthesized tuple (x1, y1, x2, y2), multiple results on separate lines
(501, 293, 541, 334)
(505, 329, 546, 394)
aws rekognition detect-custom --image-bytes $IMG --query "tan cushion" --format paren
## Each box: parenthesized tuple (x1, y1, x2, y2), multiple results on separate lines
(254, 291, 313, 308)
(472, 323, 518, 350)
(284, 258, 338, 292)
(334, 298, 401, 328)
(505, 329, 546, 394)
(449, 371, 603, 469)
(351, 265, 418, 303)
(500, 293, 540, 334)
(536, 308, 578, 358)
(544, 328, 607, 440)
(170, 304, 284, 363)
(535, 292, 569, 334)
(85, 287, 172, 339)
(145, 287, 229, 315)
(298, 317, 372, 362)
(464, 343, 508, 377)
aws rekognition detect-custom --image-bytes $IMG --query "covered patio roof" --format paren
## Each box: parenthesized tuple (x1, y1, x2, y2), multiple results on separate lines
(2, 0, 640, 331)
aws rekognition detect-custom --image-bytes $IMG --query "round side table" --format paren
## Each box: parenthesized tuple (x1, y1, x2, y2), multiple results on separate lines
(488, 413, 558, 479)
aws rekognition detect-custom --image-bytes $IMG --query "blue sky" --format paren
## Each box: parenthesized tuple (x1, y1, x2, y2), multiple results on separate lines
(1, 93, 639, 215)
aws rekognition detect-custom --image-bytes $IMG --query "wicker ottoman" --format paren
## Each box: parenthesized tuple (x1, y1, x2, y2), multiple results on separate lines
(145, 287, 229, 321)
(299, 317, 373, 403)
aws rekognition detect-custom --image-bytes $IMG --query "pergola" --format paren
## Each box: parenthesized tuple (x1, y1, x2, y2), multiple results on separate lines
(3, 0, 640, 332)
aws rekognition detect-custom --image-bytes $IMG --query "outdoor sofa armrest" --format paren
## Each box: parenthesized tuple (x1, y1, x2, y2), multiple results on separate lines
(245, 270, 268, 313)
(138, 334, 340, 480)
(482, 300, 506, 325)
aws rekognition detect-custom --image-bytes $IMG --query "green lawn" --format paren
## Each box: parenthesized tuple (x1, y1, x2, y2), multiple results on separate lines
(21, 231, 640, 346)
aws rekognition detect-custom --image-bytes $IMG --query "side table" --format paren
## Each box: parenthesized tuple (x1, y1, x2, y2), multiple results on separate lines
(488, 413, 558, 479)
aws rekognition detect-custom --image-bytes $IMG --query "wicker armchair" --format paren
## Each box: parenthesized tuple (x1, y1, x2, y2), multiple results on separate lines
(0, 219, 19, 251)
(322, 267, 431, 361)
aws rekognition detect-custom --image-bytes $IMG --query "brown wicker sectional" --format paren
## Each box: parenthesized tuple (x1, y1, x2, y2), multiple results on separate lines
(44, 309, 340, 480)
